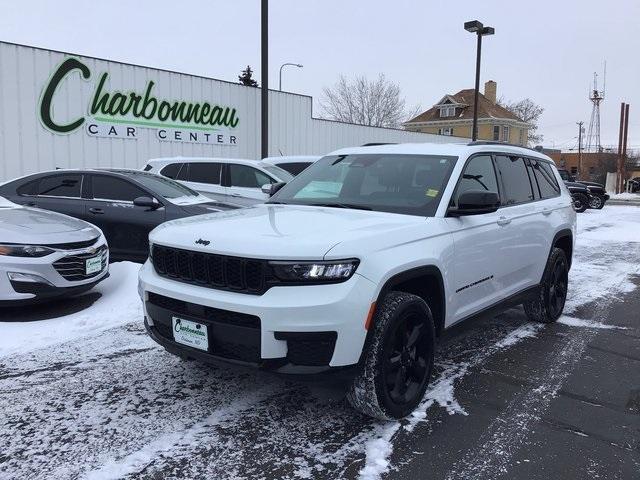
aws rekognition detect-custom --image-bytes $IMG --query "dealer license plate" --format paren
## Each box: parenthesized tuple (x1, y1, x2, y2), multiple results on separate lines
(172, 317, 209, 351)
(85, 256, 102, 275)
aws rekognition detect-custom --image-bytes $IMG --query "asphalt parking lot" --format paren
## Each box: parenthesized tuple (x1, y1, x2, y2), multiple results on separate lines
(1, 206, 639, 480)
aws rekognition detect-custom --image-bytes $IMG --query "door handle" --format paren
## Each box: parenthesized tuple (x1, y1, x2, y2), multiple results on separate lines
(89, 207, 104, 214)
(497, 216, 511, 226)
(541, 207, 552, 216)
(229, 193, 242, 197)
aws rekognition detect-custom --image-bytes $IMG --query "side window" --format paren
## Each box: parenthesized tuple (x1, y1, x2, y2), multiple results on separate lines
(37, 174, 82, 198)
(277, 162, 310, 176)
(229, 164, 272, 188)
(143, 164, 153, 172)
(187, 163, 221, 184)
(160, 163, 182, 179)
(531, 160, 561, 199)
(452, 155, 499, 207)
(494, 155, 534, 205)
(17, 180, 38, 196)
(92, 175, 146, 202)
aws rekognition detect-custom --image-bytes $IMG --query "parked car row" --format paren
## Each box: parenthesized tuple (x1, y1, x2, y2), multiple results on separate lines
(557, 169, 610, 212)
(2, 144, 580, 421)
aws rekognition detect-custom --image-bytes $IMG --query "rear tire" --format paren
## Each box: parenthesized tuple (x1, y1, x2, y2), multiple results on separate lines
(524, 247, 569, 324)
(347, 291, 435, 420)
(572, 193, 588, 213)
(588, 194, 604, 209)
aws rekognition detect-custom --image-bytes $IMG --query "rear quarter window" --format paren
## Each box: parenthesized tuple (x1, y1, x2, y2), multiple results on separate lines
(160, 163, 182, 179)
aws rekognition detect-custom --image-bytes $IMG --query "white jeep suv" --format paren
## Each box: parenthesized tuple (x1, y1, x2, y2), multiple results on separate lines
(138, 142, 576, 419)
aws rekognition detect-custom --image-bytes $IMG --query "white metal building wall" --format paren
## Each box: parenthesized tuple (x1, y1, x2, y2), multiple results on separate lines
(0, 42, 464, 182)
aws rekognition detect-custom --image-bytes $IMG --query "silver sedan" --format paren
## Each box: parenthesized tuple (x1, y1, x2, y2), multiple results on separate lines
(0, 197, 109, 305)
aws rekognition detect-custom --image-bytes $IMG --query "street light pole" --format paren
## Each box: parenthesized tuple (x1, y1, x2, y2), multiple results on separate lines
(279, 63, 303, 91)
(261, 0, 268, 159)
(464, 20, 494, 142)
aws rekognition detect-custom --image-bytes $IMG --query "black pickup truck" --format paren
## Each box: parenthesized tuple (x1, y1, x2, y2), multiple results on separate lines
(557, 169, 609, 211)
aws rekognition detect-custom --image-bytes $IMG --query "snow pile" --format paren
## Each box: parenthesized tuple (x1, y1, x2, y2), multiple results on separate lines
(610, 192, 640, 201)
(0, 262, 142, 358)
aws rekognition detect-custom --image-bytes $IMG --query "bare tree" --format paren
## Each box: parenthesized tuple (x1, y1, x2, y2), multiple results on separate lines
(499, 97, 544, 146)
(320, 74, 412, 128)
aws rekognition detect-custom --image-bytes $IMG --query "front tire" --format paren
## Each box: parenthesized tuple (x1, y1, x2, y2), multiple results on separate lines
(588, 194, 603, 209)
(572, 193, 588, 213)
(524, 247, 569, 323)
(347, 291, 435, 420)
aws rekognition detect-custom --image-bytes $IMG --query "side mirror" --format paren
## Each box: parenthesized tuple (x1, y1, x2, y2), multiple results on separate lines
(133, 196, 160, 210)
(448, 191, 500, 217)
(261, 182, 286, 196)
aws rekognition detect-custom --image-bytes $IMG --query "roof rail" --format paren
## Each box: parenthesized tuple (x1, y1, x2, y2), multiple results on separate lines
(360, 142, 398, 147)
(466, 141, 541, 153)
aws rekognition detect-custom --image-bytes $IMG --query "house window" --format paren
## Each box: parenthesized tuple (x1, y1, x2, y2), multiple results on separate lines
(589, 166, 595, 174)
(439, 106, 455, 117)
(502, 126, 510, 142)
(438, 127, 453, 136)
(518, 129, 524, 145)
(493, 126, 500, 141)
(570, 166, 578, 175)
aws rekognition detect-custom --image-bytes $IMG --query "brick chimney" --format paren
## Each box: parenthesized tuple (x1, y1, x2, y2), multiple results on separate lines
(484, 80, 497, 104)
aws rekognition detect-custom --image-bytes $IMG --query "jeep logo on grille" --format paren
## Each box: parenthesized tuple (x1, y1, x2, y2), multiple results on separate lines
(195, 238, 211, 246)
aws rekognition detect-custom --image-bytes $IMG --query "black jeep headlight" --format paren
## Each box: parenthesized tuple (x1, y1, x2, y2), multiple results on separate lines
(269, 259, 359, 283)
(0, 244, 55, 257)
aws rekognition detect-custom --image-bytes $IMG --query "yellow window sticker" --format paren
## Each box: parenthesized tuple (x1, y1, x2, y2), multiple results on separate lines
(426, 189, 439, 197)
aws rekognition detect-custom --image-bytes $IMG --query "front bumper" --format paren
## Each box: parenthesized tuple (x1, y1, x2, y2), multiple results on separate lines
(0, 237, 109, 303)
(138, 259, 376, 368)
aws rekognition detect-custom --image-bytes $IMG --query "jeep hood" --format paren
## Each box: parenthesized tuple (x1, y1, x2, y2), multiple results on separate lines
(150, 204, 427, 259)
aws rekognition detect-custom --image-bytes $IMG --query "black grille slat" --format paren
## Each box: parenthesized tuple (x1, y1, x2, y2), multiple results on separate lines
(152, 245, 270, 295)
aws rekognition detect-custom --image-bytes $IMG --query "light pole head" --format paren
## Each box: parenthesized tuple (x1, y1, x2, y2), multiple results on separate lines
(481, 26, 495, 36)
(464, 20, 483, 33)
(295, 64, 303, 68)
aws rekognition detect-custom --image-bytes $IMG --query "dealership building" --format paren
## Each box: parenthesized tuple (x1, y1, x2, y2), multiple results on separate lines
(0, 41, 463, 182)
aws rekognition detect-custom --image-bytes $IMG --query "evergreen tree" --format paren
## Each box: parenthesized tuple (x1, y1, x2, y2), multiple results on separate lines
(238, 66, 258, 87)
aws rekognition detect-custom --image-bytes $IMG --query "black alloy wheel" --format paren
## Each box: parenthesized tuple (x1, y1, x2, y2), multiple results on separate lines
(588, 195, 603, 209)
(545, 253, 568, 319)
(383, 310, 431, 406)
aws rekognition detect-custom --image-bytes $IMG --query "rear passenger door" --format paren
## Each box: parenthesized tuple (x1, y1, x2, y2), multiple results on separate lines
(493, 155, 548, 295)
(24, 173, 85, 219)
(84, 174, 166, 262)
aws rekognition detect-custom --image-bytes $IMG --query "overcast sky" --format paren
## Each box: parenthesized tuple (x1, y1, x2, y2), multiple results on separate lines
(1, 0, 638, 150)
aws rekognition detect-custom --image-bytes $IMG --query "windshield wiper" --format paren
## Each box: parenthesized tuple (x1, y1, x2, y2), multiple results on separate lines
(309, 202, 372, 211)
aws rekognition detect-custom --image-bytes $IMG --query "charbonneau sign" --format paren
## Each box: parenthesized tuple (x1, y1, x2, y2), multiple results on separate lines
(39, 58, 239, 145)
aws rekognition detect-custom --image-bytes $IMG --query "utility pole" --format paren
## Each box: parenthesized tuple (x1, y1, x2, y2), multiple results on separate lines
(577, 121, 584, 179)
(621, 104, 630, 192)
(260, 0, 268, 159)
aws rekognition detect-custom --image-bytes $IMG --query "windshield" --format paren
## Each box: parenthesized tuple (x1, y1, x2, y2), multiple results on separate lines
(268, 154, 457, 216)
(127, 173, 200, 199)
(261, 165, 295, 183)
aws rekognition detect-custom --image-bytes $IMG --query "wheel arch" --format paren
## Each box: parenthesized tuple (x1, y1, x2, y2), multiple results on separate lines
(551, 229, 573, 270)
(375, 265, 446, 337)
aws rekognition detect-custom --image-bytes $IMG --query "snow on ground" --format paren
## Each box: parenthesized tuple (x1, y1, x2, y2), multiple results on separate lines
(0, 262, 142, 358)
(0, 206, 639, 480)
(558, 315, 628, 330)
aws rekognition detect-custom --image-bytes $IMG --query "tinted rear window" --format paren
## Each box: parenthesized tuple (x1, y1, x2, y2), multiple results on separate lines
(187, 162, 221, 184)
(160, 163, 182, 179)
(531, 160, 560, 199)
(277, 162, 312, 176)
(494, 155, 534, 205)
(37, 174, 82, 198)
